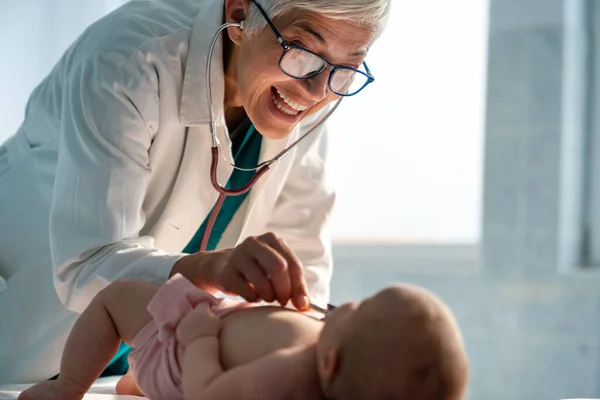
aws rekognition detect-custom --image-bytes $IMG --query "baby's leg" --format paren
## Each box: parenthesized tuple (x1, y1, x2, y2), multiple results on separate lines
(19, 280, 159, 400)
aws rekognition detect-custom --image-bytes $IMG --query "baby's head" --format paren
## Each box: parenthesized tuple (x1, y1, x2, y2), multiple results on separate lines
(316, 285, 468, 400)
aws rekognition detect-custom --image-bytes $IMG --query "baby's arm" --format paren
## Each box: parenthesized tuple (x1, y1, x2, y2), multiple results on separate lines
(184, 347, 301, 400)
(180, 307, 301, 400)
(19, 280, 158, 400)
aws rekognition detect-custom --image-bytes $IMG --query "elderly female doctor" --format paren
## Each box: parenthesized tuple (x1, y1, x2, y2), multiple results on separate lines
(0, 0, 389, 383)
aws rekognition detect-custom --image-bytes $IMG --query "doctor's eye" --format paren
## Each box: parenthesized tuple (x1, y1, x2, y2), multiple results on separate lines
(290, 39, 309, 48)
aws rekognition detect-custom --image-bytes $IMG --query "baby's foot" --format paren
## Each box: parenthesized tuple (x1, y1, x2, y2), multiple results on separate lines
(116, 370, 144, 396)
(18, 379, 86, 400)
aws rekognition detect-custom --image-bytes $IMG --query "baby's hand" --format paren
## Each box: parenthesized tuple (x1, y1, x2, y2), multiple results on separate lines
(176, 302, 221, 346)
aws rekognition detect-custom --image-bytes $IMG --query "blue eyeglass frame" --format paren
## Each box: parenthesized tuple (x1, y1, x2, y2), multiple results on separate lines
(249, 0, 375, 97)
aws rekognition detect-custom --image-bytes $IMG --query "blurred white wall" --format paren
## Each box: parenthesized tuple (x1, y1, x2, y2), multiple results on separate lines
(0, 0, 488, 245)
(0, 0, 127, 138)
(328, 0, 489, 244)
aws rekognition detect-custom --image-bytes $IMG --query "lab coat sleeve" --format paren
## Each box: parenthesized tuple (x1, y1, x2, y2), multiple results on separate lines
(49, 51, 183, 313)
(263, 110, 337, 306)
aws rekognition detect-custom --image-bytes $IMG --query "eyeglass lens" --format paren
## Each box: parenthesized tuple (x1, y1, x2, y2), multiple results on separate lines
(280, 47, 369, 95)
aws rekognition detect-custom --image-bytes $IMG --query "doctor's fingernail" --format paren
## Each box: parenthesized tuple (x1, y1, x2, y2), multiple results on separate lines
(299, 296, 310, 310)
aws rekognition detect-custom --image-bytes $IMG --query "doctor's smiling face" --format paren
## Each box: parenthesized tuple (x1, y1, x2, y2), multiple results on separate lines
(223, 0, 383, 139)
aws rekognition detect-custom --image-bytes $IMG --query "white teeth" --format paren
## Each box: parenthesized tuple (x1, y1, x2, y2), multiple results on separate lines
(276, 88, 309, 111)
(272, 93, 299, 116)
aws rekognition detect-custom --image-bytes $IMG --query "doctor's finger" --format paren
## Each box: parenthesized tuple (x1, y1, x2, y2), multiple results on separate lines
(220, 272, 260, 303)
(253, 235, 293, 305)
(266, 264, 292, 307)
(239, 263, 276, 303)
(245, 236, 288, 276)
(263, 236, 309, 310)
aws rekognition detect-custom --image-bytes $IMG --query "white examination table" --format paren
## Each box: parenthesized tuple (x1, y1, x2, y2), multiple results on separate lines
(0, 376, 146, 399)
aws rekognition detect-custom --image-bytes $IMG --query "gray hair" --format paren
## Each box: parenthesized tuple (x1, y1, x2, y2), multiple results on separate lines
(243, 0, 391, 38)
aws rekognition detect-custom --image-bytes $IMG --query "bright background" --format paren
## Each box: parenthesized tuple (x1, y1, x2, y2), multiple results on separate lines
(328, 0, 488, 243)
(0, 0, 489, 245)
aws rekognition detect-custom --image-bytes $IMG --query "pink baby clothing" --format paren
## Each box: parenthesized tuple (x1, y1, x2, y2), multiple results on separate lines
(128, 273, 257, 400)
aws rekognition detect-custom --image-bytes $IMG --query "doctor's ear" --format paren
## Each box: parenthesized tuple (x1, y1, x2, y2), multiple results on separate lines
(224, 0, 249, 44)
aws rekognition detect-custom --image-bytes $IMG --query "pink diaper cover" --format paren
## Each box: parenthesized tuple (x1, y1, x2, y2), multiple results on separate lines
(128, 273, 257, 400)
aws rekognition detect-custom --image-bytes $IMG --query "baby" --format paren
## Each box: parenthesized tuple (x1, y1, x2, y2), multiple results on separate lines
(19, 274, 468, 400)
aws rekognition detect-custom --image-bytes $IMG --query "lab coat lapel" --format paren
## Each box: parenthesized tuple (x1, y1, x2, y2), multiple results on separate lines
(157, 0, 234, 251)
(179, 0, 226, 126)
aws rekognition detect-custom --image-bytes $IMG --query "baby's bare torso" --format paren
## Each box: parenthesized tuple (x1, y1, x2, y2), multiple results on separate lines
(218, 306, 323, 369)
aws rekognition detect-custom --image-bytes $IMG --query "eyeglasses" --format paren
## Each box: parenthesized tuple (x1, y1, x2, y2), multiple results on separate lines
(250, 0, 375, 97)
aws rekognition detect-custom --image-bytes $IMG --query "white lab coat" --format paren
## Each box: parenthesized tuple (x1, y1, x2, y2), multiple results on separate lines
(0, 0, 335, 383)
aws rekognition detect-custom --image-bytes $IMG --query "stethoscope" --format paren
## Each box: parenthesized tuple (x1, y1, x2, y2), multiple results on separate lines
(199, 21, 342, 253)
(201, 22, 340, 316)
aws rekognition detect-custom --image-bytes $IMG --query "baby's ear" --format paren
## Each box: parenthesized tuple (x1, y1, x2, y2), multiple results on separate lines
(321, 348, 340, 384)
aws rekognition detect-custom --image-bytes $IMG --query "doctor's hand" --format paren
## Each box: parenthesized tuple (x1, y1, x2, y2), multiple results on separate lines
(171, 233, 311, 311)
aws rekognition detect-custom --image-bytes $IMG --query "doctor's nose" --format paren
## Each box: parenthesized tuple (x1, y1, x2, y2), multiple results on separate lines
(302, 69, 330, 103)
